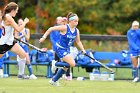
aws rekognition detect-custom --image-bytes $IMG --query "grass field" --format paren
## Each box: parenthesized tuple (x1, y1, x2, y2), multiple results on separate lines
(0, 77, 140, 93)
(1, 64, 138, 93)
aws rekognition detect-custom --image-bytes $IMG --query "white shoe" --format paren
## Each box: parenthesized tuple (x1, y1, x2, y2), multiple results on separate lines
(132, 77, 139, 82)
(29, 74, 37, 79)
(51, 60, 57, 73)
(0, 69, 3, 78)
(49, 79, 59, 86)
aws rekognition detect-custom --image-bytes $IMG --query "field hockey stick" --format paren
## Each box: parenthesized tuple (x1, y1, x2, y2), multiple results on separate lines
(83, 52, 115, 73)
(14, 37, 47, 53)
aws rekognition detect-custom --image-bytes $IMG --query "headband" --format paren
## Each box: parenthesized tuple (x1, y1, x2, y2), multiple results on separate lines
(132, 21, 139, 26)
(69, 16, 78, 21)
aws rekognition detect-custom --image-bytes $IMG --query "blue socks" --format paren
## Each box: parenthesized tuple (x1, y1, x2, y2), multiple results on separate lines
(132, 67, 138, 79)
(0, 58, 3, 69)
(27, 64, 32, 75)
(52, 68, 65, 82)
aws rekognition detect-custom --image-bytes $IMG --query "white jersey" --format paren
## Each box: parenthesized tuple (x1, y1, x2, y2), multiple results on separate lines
(0, 15, 14, 45)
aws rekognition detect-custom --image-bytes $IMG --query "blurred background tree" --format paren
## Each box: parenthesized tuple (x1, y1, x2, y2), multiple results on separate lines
(1, 0, 140, 35)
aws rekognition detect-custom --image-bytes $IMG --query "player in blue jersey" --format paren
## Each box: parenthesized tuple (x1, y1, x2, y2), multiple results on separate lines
(50, 16, 63, 74)
(14, 18, 37, 79)
(50, 16, 72, 81)
(127, 21, 140, 82)
(39, 12, 86, 86)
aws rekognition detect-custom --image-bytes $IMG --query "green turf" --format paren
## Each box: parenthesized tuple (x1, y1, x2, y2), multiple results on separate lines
(7, 65, 133, 79)
(1, 64, 136, 93)
(0, 77, 140, 93)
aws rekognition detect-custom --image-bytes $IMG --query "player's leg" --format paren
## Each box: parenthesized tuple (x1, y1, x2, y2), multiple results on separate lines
(138, 56, 140, 81)
(50, 54, 75, 86)
(10, 43, 28, 79)
(0, 56, 4, 77)
(51, 52, 59, 74)
(25, 52, 37, 79)
(65, 68, 71, 80)
(131, 55, 139, 82)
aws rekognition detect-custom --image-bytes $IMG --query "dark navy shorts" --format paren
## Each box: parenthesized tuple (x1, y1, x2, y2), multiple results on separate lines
(0, 41, 16, 54)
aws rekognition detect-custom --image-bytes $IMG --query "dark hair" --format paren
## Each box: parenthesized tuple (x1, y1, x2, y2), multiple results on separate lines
(0, 10, 1, 16)
(67, 12, 77, 22)
(0, 10, 2, 21)
(3, 2, 18, 18)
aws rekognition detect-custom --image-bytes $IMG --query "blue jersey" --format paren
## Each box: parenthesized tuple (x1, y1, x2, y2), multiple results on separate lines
(17, 28, 29, 53)
(50, 29, 60, 51)
(127, 28, 140, 53)
(56, 24, 77, 49)
(55, 24, 77, 58)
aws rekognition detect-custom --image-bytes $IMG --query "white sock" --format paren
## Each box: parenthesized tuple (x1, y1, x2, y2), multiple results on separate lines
(0, 69, 3, 77)
(17, 57, 26, 75)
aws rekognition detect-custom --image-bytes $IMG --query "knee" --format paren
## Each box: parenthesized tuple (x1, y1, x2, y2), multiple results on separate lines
(19, 53, 26, 59)
(17, 53, 27, 61)
(17, 56, 26, 62)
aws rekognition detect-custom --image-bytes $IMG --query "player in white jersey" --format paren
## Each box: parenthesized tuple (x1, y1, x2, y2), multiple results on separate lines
(14, 18, 37, 79)
(0, 2, 29, 79)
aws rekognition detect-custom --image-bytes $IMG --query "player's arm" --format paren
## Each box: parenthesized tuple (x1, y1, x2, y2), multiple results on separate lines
(75, 29, 86, 54)
(39, 25, 66, 43)
(14, 30, 19, 38)
(6, 15, 29, 32)
(24, 28, 30, 41)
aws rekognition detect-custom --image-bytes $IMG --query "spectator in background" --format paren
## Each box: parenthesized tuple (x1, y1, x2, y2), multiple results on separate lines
(0, 2, 29, 79)
(14, 18, 37, 79)
(127, 20, 140, 82)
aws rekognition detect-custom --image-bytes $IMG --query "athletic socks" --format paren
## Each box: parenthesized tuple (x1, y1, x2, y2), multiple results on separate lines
(27, 64, 32, 75)
(66, 68, 70, 76)
(18, 57, 26, 75)
(52, 68, 65, 82)
(132, 67, 138, 79)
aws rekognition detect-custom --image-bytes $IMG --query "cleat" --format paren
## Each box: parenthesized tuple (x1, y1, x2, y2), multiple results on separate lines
(65, 76, 71, 81)
(29, 74, 37, 79)
(132, 77, 139, 82)
(49, 79, 59, 86)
